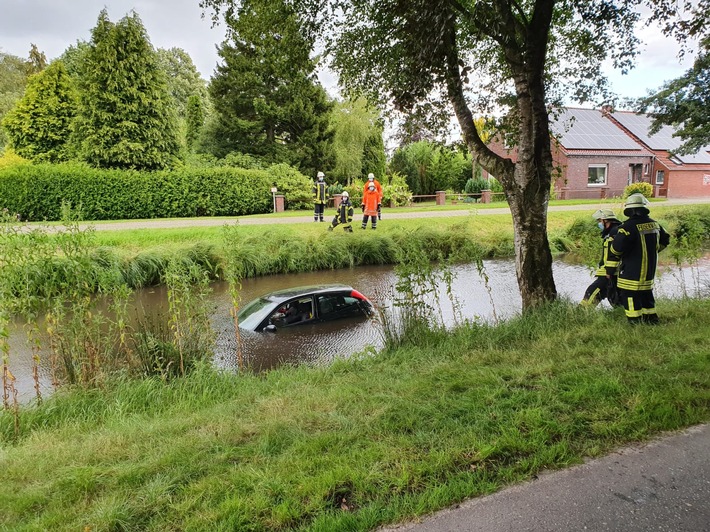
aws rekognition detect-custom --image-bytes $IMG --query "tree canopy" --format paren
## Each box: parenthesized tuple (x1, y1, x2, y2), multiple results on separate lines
(330, 98, 384, 183)
(0, 48, 45, 149)
(639, 1, 709, 155)
(1, 61, 77, 162)
(75, 10, 182, 170)
(205, 0, 333, 176)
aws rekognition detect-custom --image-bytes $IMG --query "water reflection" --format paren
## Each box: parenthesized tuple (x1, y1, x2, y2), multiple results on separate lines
(6, 257, 710, 403)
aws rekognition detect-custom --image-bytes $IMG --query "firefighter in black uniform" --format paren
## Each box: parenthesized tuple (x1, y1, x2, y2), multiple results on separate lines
(328, 191, 354, 232)
(609, 193, 670, 324)
(582, 208, 622, 306)
(312, 171, 328, 222)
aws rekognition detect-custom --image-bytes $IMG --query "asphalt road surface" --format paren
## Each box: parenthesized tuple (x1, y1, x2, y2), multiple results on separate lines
(381, 424, 710, 532)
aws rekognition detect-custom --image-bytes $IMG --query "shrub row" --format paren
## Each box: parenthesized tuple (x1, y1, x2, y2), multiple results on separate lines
(0, 163, 275, 221)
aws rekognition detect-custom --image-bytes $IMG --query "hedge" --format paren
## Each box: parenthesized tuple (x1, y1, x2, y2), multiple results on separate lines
(0, 163, 275, 221)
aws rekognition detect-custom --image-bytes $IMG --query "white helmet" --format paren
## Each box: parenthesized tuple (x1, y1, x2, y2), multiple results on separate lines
(317, 171, 325, 180)
(368, 173, 375, 180)
(341, 191, 349, 198)
(623, 193, 649, 216)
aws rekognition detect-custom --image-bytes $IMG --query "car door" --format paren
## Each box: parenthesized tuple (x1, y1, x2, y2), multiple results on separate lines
(267, 296, 315, 328)
(316, 292, 368, 321)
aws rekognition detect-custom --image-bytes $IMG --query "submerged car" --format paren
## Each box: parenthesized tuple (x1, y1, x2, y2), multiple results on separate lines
(237, 284, 374, 332)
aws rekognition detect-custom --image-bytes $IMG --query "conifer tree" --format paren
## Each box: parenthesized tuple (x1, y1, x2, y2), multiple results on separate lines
(76, 10, 181, 170)
(207, 0, 332, 174)
(1, 60, 77, 162)
(185, 94, 205, 151)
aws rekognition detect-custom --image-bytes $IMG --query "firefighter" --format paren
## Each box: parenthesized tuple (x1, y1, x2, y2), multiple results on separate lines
(609, 193, 670, 324)
(312, 171, 328, 222)
(363, 173, 383, 220)
(581, 208, 622, 306)
(328, 191, 354, 232)
(361, 181, 379, 229)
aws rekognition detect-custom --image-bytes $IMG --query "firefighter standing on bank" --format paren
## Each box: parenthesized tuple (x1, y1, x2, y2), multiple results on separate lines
(363, 173, 383, 220)
(582, 208, 622, 306)
(328, 191, 354, 232)
(609, 193, 670, 324)
(361, 181, 380, 229)
(312, 171, 328, 222)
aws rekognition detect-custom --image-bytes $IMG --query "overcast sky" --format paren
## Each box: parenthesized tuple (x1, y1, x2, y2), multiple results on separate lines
(0, 0, 695, 100)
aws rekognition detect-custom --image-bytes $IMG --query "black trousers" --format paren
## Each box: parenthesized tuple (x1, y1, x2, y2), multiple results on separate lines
(619, 289, 658, 323)
(582, 276, 609, 306)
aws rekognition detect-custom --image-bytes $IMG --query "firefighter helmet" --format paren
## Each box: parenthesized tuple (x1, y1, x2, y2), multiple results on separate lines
(341, 191, 349, 198)
(591, 208, 619, 222)
(317, 171, 325, 180)
(368, 173, 375, 180)
(623, 193, 649, 216)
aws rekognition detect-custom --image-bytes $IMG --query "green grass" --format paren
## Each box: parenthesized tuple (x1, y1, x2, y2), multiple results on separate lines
(2, 298, 710, 530)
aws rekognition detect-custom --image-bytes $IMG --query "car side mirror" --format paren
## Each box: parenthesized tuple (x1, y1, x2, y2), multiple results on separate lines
(263, 324, 277, 333)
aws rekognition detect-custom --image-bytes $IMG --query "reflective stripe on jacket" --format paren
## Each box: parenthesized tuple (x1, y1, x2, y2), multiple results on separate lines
(609, 214, 670, 291)
(595, 222, 620, 277)
(312, 182, 327, 204)
(336, 200, 354, 224)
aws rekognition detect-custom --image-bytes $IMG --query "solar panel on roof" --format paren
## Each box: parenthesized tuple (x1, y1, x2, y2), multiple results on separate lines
(550, 108, 642, 150)
(612, 112, 710, 164)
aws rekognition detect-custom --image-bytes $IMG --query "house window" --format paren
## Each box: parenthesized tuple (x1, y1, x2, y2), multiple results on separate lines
(655, 170, 665, 185)
(587, 165, 607, 186)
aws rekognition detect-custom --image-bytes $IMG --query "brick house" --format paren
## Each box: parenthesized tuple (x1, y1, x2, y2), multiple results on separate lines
(604, 110, 710, 198)
(485, 107, 710, 199)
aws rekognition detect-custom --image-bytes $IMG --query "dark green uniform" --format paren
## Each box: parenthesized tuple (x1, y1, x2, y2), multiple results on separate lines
(609, 213, 670, 323)
(329, 198, 354, 232)
(312, 180, 327, 222)
(582, 221, 621, 306)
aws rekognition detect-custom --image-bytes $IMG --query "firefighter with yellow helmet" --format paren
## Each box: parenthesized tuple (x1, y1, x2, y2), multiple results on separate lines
(582, 208, 622, 306)
(609, 193, 670, 324)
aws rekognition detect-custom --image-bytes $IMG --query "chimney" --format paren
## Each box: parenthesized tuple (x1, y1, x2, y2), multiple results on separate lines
(601, 103, 613, 116)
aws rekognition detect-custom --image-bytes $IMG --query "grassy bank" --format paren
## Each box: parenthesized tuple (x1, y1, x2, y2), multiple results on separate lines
(46, 204, 710, 287)
(1, 298, 709, 530)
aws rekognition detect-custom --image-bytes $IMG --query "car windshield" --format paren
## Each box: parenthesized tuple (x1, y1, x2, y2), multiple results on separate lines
(237, 297, 276, 330)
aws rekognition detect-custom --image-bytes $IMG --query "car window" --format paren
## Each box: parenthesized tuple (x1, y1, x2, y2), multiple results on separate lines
(269, 297, 314, 327)
(317, 293, 366, 320)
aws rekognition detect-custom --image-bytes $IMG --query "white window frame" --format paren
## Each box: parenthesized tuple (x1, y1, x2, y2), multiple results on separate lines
(587, 164, 608, 187)
(655, 170, 665, 185)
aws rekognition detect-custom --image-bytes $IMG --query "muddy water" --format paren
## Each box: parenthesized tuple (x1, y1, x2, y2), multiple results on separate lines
(6, 257, 710, 403)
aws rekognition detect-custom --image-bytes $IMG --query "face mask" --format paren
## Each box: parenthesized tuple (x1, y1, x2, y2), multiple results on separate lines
(597, 222, 605, 230)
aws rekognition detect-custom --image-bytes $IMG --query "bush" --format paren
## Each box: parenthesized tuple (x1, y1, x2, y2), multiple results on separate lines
(623, 182, 653, 199)
(268, 163, 313, 210)
(0, 163, 274, 221)
(382, 173, 412, 207)
(464, 177, 488, 195)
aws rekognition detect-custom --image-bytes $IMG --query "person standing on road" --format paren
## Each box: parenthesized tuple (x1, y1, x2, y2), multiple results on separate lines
(582, 208, 622, 307)
(328, 191, 354, 232)
(361, 181, 379, 229)
(312, 171, 328, 222)
(363, 173, 383, 220)
(609, 193, 670, 324)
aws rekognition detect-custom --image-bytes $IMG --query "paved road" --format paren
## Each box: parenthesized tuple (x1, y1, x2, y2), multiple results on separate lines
(381, 424, 710, 532)
(78, 197, 710, 232)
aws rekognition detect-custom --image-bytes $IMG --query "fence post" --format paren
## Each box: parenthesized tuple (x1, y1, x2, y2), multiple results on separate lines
(435, 190, 446, 205)
(275, 194, 285, 213)
(481, 189, 491, 204)
(561, 186, 569, 200)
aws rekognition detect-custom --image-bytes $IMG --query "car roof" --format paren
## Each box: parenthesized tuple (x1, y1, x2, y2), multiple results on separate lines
(262, 284, 355, 302)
